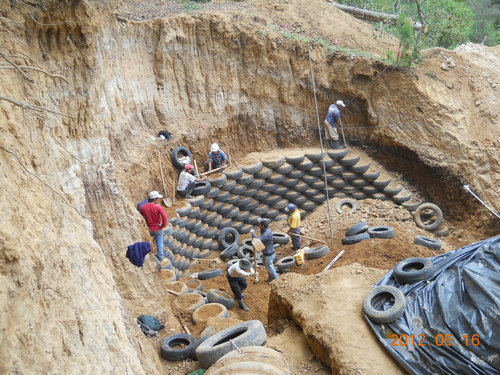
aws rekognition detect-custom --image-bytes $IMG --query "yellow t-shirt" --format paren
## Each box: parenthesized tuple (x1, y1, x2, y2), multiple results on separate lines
(288, 209, 301, 229)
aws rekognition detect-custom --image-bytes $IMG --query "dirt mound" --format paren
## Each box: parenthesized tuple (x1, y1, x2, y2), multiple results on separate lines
(0, 0, 498, 374)
(268, 263, 405, 374)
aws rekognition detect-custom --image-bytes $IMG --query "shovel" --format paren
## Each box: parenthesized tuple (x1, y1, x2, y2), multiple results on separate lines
(252, 238, 265, 283)
(158, 150, 172, 207)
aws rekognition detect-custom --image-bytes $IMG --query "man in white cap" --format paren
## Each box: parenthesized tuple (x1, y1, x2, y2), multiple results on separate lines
(226, 258, 255, 311)
(324, 100, 345, 149)
(285, 203, 302, 251)
(140, 191, 168, 263)
(205, 143, 227, 171)
(177, 164, 207, 199)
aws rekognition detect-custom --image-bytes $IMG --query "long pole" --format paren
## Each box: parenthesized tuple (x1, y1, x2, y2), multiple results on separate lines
(308, 47, 335, 251)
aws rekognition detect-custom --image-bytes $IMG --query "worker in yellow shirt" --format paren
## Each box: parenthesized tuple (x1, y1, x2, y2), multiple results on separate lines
(285, 203, 301, 250)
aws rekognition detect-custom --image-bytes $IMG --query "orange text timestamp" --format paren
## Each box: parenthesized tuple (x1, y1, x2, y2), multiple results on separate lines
(390, 334, 480, 347)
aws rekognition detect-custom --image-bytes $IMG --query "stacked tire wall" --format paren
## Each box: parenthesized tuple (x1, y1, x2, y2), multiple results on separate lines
(165, 148, 411, 276)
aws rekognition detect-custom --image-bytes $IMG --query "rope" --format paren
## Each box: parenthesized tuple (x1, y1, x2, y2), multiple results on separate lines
(463, 184, 500, 219)
(308, 47, 335, 251)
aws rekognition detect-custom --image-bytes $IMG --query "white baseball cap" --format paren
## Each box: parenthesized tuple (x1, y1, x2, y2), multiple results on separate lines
(336, 100, 345, 107)
(211, 143, 219, 152)
(149, 191, 163, 199)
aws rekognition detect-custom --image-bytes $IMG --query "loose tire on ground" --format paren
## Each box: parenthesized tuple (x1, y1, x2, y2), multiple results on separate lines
(367, 226, 395, 239)
(198, 268, 222, 280)
(414, 203, 444, 231)
(393, 257, 434, 284)
(341, 232, 370, 245)
(304, 245, 329, 260)
(345, 221, 368, 237)
(272, 232, 290, 245)
(336, 198, 358, 214)
(160, 333, 197, 361)
(362, 286, 406, 324)
(413, 235, 442, 251)
(207, 289, 235, 309)
(195, 320, 267, 369)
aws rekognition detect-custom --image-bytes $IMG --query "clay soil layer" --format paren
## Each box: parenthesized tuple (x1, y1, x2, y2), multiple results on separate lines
(268, 264, 405, 375)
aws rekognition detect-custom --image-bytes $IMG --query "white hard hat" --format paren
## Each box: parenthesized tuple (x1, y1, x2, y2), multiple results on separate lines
(211, 143, 219, 152)
(336, 100, 345, 107)
(149, 191, 163, 199)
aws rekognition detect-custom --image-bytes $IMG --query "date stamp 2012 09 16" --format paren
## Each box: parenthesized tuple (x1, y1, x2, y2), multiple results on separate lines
(390, 334, 481, 347)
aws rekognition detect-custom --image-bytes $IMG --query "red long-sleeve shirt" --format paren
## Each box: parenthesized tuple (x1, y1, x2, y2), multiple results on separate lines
(140, 203, 168, 232)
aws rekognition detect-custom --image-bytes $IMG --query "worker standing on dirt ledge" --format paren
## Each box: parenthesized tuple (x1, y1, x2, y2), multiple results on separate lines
(205, 143, 228, 171)
(226, 259, 255, 311)
(285, 203, 302, 251)
(250, 218, 278, 284)
(324, 100, 345, 149)
(140, 191, 168, 263)
(177, 164, 207, 199)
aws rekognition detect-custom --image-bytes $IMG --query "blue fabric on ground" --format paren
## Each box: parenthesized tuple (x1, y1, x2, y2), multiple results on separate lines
(126, 242, 151, 267)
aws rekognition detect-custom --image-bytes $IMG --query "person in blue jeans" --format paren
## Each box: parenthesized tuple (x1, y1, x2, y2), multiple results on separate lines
(250, 218, 278, 284)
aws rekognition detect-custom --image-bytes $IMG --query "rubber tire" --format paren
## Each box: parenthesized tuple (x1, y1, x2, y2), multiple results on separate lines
(198, 268, 223, 280)
(304, 245, 329, 260)
(285, 155, 305, 165)
(223, 168, 243, 180)
(368, 226, 395, 239)
(345, 221, 368, 237)
(393, 257, 434, 284)
(272, 232, 290, 245)
(207, 289, 235, 309)
(240, 160, 263, 175)
(193, 181, 212, 196)
(195, 320, 267, 369)
(175, 202, 192, 217)
(341, 232, 370, 245)
(413, 235, 442, 251)
(161, 333, 197, 361)
(276, 256, 295, 272)
(414, 203, 443, 231)
(207, 173, 227, 188)
(218, 227, 240, 248)
(336, 198, 358, 214)
(220, 243, 239, 260)
(171, 146, 193, 170)
(362, 286, 406, 324)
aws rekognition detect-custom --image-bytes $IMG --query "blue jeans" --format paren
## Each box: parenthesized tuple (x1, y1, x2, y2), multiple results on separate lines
(290, 227, 301, 250)
(263, 253, 278, 279)
(150, 230, 165, 261)
(178, 181, 195, 197)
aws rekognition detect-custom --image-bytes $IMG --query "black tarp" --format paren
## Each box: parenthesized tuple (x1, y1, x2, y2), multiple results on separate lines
(365, 235, 500, 375)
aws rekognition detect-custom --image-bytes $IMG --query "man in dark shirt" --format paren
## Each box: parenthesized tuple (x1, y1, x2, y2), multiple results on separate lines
(251, 218, 278, 283)
(206, 143, 228, 171)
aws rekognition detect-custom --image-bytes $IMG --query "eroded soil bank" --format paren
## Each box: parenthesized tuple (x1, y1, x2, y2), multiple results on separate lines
(0, 0, 498, 373)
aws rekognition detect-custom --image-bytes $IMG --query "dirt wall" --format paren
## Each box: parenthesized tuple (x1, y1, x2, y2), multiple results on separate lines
(0, 0, 498, 373)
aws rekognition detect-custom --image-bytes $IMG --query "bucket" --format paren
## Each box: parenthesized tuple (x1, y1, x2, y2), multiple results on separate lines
(294, 249, 305, 266)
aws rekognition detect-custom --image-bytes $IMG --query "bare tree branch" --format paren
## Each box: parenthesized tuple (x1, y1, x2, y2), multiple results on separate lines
(0, 50, 34, 82)
(0, 64, 70, 84)
(0, 95, 76, 119)
(0, 146, 91, 221)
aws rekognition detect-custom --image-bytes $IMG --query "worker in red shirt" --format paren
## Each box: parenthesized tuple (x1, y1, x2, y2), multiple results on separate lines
(140, 191, 168, 264)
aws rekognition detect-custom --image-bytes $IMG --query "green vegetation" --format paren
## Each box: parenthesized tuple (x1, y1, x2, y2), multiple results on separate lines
(336, 0, 500, 48)
(177, 0, 201, 11)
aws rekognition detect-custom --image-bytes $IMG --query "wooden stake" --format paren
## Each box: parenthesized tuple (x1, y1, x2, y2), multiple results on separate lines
(172, 184, 176, 205)
(193, 159, 200, 176)
(198, 166, 225, 176)
(183, 324, 191, 335)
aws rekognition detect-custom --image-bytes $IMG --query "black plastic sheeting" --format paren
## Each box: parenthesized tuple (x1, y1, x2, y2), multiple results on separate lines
(365, 235, 500, 375)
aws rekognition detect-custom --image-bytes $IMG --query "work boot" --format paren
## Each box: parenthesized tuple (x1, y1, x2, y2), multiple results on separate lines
(333, 140, 341, 149)
(237, 298, 250, 311)
(185, 194, 194, 199)
(267, 276, 278, 284)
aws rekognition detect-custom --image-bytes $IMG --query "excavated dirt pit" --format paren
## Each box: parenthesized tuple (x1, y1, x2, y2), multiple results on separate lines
(153, 145, 491, 374)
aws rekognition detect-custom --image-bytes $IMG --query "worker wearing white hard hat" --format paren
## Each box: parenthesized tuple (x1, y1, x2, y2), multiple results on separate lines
(206, 142, 228, 171)
(324, 100, 346, 149)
